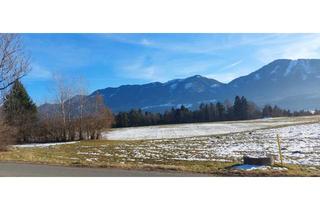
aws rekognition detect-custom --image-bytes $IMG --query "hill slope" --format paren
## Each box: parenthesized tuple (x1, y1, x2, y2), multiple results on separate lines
(39, 59, 320, 113)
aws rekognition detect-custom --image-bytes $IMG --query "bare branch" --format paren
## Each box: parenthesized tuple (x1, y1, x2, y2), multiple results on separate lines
(0, 34, 30, 92)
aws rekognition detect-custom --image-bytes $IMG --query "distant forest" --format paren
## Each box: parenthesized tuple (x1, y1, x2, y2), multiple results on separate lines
(114, 96, 320, 128)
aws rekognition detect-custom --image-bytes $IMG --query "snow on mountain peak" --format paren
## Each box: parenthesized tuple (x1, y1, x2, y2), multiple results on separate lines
(165, 78, 182, 85)
(254, 74, 261, 80)
(170, 83, 178, 90)
(284, 60, 298, 76)
(283, 59, 313, 77)
(270, 65, 280, 74)
(211, 84, 220, 88)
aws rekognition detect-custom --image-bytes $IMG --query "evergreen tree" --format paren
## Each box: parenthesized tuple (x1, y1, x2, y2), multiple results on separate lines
(233, 96, 249, 120)
(3, 80, 38, 142)
(262, 105, 273, 118)
(112, 96, 305, 128)
(216, 102, 225, 121)
(240, 96, 249, 120)
(233, 96, 242, 120)
(115, 112, 129, 127)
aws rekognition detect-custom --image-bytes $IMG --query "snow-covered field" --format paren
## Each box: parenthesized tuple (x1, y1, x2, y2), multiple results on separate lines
(104, 116, 319, 140)
(14, 116, 319, 167)
(100, 122, 320, 166)
(100, 116, 320, 166)
(216, 123, 320, 166)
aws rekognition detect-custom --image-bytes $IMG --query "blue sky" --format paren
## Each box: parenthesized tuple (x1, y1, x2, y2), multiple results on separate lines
(21, 33, 320, 105)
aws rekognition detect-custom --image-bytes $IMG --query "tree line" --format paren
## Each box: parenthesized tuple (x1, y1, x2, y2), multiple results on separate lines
(2, 79, 113, 144)
(114, 96, 320, 128)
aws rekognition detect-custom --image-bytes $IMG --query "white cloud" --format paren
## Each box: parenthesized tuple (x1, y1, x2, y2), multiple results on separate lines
(25, 64, 52, 81)
(109, 34, 320, 84)
(206, 68, 252, 83)
(220, 60, 243, 71)
(256, 34, 320, 63)
(120, 58, 162, 81)
(118, 52, 224, 82)
(140, 38, 153, 46)
(105, 34, 291, 55)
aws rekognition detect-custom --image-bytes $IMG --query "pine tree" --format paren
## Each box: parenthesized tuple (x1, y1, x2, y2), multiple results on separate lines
(116, 112, 129, 127)
(262, 105, 273, 118)
(240, 96, 249, 120)
(233, 96, 242, 120)
(216, 102, 225, 121)
(233, 96, 249, 120)
(3, 80, 38, 142)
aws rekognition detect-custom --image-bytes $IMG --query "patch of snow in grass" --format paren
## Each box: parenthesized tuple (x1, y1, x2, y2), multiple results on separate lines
(232, 164, 288, 171)
(106, 122, 320, 166)
(77, 152, 101, 156)
(14, 141, 77, 148)
(86, 158, 98, 162)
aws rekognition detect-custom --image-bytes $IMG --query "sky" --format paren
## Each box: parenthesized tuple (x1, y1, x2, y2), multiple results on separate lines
(20, 33, 320, 105)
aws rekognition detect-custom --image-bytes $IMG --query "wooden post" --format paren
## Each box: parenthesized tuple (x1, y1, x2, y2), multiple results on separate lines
(276, 134, 283, 166)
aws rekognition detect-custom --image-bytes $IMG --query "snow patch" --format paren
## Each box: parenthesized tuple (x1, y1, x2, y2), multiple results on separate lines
(270, 65, 280, 74)
(211, 84, 220, 88)
(14, 141, 77, 148)
(164, 79, 182, 85)
(141, 103, 175, 110)
(284, 60, 298, 76)
(170, 83, 177, 90)
(141, 103, 192, 110)
(300, 59, 311, 74)
(232, 164, 288, 171)
(254, 74, 261, 80)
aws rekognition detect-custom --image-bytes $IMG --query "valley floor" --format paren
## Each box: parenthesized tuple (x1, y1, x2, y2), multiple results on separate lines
(1, 115, 320, 176)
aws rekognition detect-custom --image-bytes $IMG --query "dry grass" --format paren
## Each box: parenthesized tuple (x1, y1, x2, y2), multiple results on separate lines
(0, 140, 319, 176)
(0, 120, 16, 151)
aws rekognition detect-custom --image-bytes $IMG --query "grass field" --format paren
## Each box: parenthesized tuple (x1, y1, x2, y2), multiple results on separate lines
(0, 139, 319, 176)
(1, 115, 319, 176)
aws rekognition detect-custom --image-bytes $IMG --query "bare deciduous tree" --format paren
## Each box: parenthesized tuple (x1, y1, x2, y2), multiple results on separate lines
(0, 34, 30, 94)
(75, 77, 88, 140)
(53, 74, 74, 140)
(83, 94, 113, 139)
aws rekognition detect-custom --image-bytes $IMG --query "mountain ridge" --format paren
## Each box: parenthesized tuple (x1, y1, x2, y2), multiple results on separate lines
(39, 59, 320, 113)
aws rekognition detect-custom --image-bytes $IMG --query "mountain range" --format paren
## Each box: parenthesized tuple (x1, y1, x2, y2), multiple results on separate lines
(40, 59, 320, 113)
